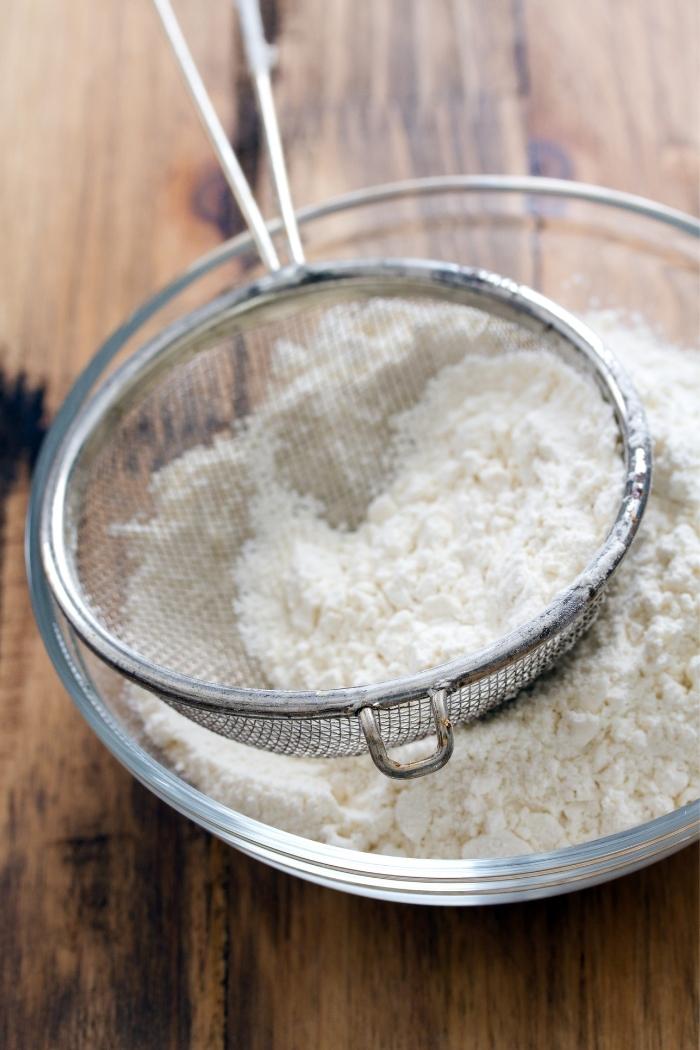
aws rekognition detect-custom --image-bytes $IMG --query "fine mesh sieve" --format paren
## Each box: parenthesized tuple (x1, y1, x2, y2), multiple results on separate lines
(38, 0, 652, 778)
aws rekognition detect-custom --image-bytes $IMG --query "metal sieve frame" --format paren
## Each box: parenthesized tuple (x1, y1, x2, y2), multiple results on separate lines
(39, 258, 652, 777)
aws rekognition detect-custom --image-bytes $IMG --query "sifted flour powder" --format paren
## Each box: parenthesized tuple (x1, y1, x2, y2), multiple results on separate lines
(128, 311, 699, 858)
(234, 346, 621, 689)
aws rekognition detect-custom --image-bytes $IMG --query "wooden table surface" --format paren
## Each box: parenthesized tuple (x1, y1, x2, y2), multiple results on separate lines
(1, 1, 698, 1046)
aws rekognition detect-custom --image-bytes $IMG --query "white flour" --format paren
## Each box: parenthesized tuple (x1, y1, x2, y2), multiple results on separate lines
(234, 345, 621, 688)
(128, 311, 700, 858)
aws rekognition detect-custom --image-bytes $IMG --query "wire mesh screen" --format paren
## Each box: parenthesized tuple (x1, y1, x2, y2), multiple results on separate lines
(68, 289, 580, 691)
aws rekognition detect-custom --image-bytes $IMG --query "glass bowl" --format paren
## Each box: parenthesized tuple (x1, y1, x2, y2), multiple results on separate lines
(27, 176, 700, 905)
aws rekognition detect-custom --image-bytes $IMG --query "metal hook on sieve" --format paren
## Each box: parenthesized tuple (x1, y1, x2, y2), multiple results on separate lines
(359, 689, 455, 780)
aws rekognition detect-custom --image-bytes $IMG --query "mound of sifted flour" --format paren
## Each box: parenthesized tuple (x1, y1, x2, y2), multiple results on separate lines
(128, 311, 699, 858)
(233, 344, 621, 689)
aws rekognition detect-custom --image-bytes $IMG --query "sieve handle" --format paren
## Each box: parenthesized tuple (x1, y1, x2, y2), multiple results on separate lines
(234, 0, 306, 265)
(358, 689, 454, 780)
(151, 0, 281, 272)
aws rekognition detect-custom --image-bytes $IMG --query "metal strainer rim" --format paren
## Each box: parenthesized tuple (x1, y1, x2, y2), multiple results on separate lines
(39, 258, 652, 719)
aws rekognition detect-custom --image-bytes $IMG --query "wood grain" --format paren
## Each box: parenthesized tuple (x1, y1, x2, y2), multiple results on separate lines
(1, 0, 698, 1047)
